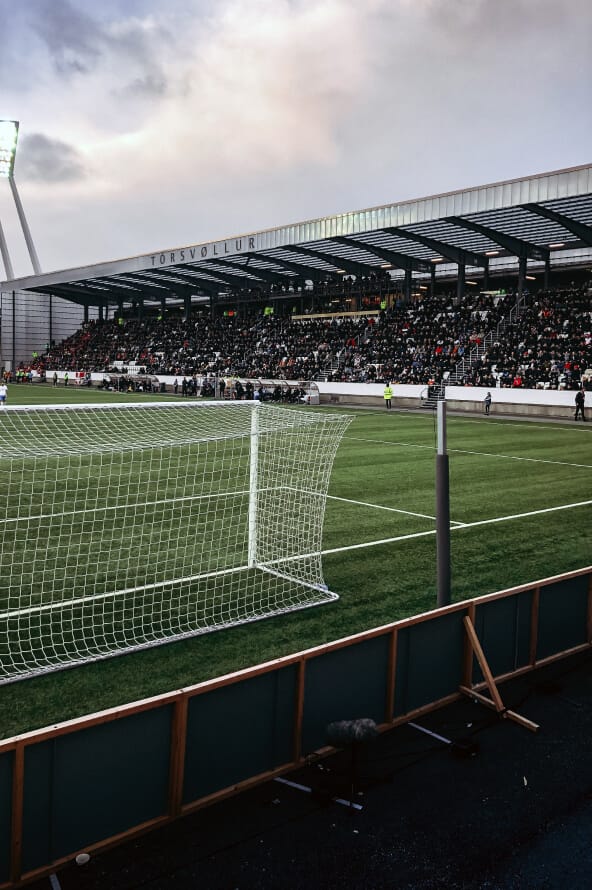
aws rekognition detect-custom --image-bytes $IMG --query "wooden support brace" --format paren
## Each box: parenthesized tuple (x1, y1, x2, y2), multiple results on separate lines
(462, 616, 539, 733)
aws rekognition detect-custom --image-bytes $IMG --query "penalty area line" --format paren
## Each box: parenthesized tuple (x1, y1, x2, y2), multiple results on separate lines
(326, 494, 450, 523)
(321, 498, 592, 557)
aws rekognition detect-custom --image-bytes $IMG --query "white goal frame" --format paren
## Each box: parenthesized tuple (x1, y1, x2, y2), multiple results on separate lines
(0, 400, 352, 684)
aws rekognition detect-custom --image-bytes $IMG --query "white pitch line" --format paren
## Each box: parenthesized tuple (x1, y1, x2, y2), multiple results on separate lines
(454, 417, 592, 434)
(343, 435, 591, 470)
(345, 435, 434, 450)
(448, 448, 592, 470)
(452, 499, 592, 529)
(326, 494, 447, 523)
(321, 498, 592, 557)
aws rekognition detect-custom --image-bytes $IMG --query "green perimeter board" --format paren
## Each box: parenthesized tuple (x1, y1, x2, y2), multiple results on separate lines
(394, 611, 465, 717)
(472, 591, 533, 683)
(301, 635, 390, 754)
(537, 575, 590, 661)
(0, 751, 12, 884)
(183, 665, 297, 803)
(21, 706, 172, 872)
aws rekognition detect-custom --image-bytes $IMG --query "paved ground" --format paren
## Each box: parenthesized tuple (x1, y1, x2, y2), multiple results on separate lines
(26, 649, 592, 890)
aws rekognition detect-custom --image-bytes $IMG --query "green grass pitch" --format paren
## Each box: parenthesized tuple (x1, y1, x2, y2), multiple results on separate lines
(0, 384, 590, 738)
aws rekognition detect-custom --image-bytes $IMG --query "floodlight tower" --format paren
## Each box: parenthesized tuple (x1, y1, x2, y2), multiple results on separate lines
(0, 119, 42, 279)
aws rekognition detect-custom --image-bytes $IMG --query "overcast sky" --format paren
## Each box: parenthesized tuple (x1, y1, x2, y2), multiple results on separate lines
(1, 0, 591, 279)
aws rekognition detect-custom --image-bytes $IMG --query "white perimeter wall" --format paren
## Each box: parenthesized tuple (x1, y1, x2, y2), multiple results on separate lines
(31, 374, 589, 410)
(315, 381, 587, 409)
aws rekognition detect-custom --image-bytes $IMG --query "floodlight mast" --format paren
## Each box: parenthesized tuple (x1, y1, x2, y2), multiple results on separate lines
(0, 119, 42, 278)
(9, 176, 41, 274)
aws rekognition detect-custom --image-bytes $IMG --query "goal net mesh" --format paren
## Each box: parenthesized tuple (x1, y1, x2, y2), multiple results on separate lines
(0, 402, 352, 683)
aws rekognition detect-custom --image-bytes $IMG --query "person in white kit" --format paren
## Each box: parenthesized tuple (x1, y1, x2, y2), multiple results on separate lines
(0, 382, 7, 407)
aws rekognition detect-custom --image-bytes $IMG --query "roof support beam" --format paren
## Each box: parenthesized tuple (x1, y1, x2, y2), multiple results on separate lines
(285, 244, 380, 278)
(169, 266, 265, 292)
(332, 236, 431, 273)
(521, 203, 592, 246)
(116, 271, 205, 299)
(206, 257, 294, 287)
(106, 274, 187, 300)
(445, 216, 549, 261)
(384, 228, 488, 267)
(144, 269, 220, 294)
(254, 253, 328, 282)
(44, 283, 134, 306)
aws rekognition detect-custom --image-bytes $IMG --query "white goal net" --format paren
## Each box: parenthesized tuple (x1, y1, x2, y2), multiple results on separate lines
(0, 401, 352, 683)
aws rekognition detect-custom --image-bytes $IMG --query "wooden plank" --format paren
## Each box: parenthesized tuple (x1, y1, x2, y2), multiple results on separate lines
(385, 629, 397, 724)
(167, 695, 188, 818)
(9, 744, 24, 885)
(587, 575, 592, 643)
(463, 616, 505, 712)
(462, 604, 476, 687)
(292, 658, 306, 763)
(459, 687, 538, 732)
(18, 814, 169, 888)
(529, 586, 540, 665)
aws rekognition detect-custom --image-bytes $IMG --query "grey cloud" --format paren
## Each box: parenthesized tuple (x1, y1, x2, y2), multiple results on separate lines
(17, 133, 88, 183)
(29, 0, 103, 75)
(122, 74, 169, 97)
(28, 0, 171, 93)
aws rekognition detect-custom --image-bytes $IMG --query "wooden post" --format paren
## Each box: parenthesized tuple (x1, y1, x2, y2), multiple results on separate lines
(462, 603, 476, 687)
(293, 658, 306, 763)
(167, 696, 189, 818)
(385, 629, 397, 724)
(10, 743, 25, 884)
(587, 574, 592, 643)
(529, 586, 540, 665)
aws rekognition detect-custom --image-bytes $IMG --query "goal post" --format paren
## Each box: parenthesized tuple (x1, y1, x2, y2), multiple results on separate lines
(0, 401, 352, 684)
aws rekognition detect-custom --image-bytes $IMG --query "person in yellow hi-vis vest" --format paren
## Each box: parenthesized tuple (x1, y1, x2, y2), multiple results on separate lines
(383, 382, 393, 410)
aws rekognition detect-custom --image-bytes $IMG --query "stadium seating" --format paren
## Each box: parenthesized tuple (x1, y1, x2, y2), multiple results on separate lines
(30, 284, 592, 391)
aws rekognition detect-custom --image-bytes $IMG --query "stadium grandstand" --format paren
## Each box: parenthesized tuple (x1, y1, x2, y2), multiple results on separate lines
(1, 163, 591, 399)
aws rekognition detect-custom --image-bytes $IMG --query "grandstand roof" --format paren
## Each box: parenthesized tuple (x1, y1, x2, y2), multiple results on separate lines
(3, 163, 592, 306)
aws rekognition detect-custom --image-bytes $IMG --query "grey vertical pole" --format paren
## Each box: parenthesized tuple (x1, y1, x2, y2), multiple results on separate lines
(436, 399, 451, 607)
(0, 218, 14, 280)
(482, 259, 490, 291)
(11, 290, 16, 371)
(456, 263, 465, 303)
(404, 269, 412, 303)
(543, 257, 550, 291)
(430, 265, 436, 297)
(49, 294, 53, 347)
(518, 256, 526, 298)
(9, 177, 41, 274)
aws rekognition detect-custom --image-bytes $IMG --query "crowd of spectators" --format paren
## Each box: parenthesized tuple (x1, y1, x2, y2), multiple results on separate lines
(28, 284, 591, 391)
(452, 287, 592, 390)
